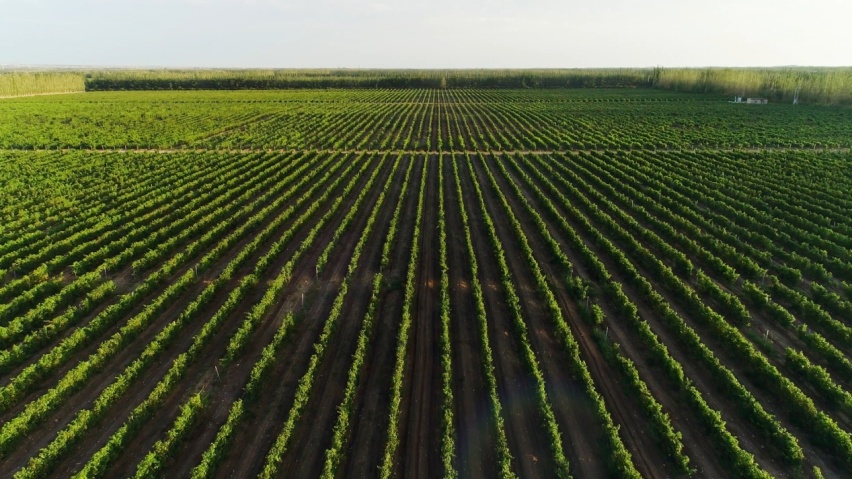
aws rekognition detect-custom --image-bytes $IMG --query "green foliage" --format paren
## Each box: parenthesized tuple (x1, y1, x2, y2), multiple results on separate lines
(0, 71, 84, 97)
(134, 393, 205, 478)
(4, 89, 852, 151)
(4, 153, 347, 477)
(74, 67, 852, 105)
(1, 88, 851, 477)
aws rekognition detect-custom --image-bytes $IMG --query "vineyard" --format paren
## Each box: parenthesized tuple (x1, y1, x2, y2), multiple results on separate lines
(0, 89, 851, 478)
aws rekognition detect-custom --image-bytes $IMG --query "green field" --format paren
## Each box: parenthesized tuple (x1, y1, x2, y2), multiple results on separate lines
(0, 89, 851, 478)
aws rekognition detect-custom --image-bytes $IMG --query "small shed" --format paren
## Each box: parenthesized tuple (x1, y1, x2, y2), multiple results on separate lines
(746, 97, 768, 104)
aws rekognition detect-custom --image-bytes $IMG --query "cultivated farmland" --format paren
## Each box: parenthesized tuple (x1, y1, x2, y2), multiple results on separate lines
(0, 89, 851, 478)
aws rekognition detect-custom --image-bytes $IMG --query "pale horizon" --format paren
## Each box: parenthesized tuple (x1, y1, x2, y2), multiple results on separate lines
(2, 0, 850, 69)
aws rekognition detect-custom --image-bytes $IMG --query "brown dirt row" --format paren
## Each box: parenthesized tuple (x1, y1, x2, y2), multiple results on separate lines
(548, 153, 848, 476)
(342, 156, 421, 478)
(475, 153, 671, 478)
(394, 155, 442, 478)
(458, 154, 558, 478)
(443, 154, 499, 479)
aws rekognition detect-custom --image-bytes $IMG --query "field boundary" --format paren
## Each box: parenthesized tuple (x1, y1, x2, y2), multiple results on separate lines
(1, 146, 849, 155)
(0, 91, 85, 100)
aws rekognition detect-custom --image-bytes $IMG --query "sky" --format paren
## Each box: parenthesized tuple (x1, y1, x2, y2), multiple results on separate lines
(1, 0, 850, 68)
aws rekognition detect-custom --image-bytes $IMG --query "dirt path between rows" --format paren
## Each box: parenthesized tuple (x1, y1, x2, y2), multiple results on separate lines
(444, 154, 499, 479)
(460, 155, 557, 478)
(479, 153, 672, 478)
(343, 155, 419, 477)
(395, 155, 442, 478)
(272, 155, 400, 477)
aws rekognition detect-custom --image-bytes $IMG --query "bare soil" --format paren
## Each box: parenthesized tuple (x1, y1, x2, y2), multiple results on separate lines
(443, 153, 499, 479)
(394, 155, 442, 478)
(458, 154, 557, 478)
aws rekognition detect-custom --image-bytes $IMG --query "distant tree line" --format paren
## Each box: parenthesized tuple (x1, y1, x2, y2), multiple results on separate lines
(2, 67, 851, 105)
(0, 72, 85, 97)
(82, 68, 656, 91)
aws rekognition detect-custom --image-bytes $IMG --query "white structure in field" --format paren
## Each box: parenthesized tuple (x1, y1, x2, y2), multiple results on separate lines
(731, 96, 768, 104)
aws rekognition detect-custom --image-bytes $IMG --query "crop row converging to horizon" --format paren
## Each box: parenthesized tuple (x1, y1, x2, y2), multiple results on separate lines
(0, 88, 850, 478)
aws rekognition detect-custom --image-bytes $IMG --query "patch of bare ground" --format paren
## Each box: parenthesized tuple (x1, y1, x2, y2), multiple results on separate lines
(393, 155, 442, 478)
(444, 153, 499, 479)
(342, 155, 420, 477)
(473, 154, 621, 477)
(458, 155, 554, 478)
(234, 154, 398, 478)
